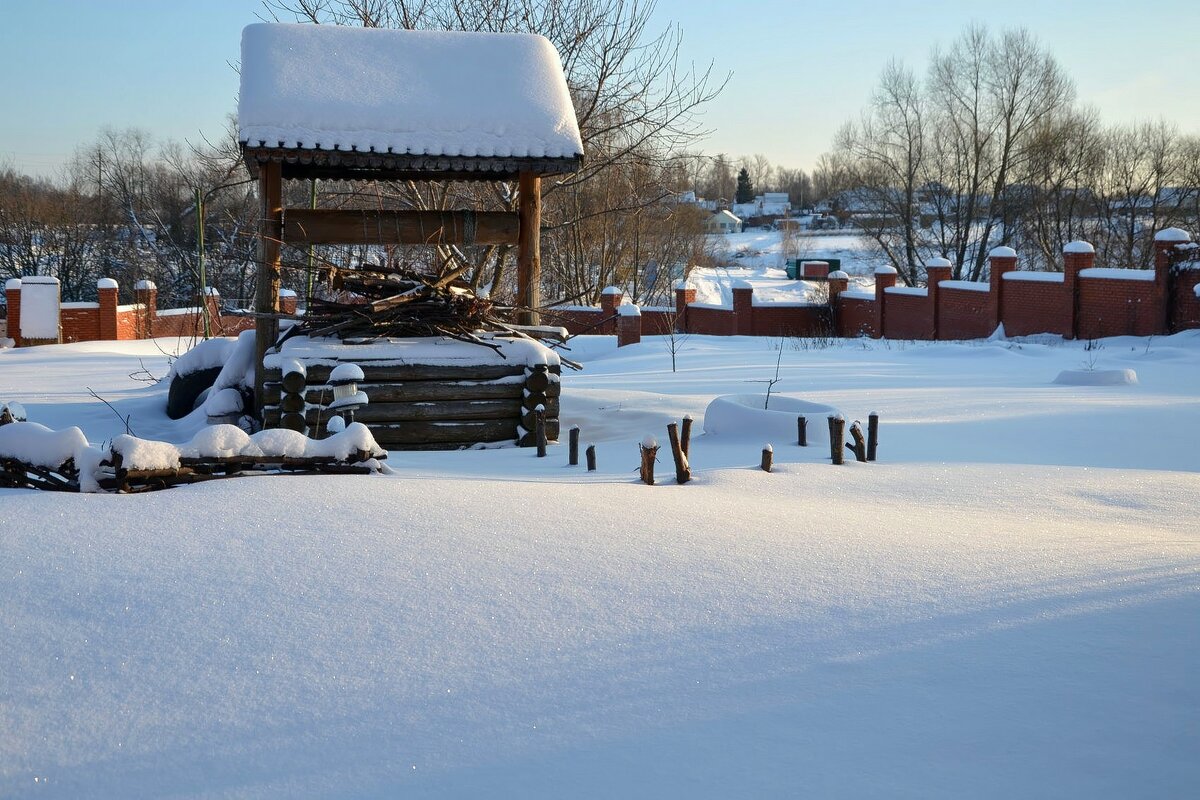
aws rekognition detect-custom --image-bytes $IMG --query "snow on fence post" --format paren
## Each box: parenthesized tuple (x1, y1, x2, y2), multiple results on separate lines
(1154, 228, 1192, 333)
(732, 280, 754, 335)
(18, 276, 61, 346)
(674, 280, 695, 334)
(134, 280, 157, 339)
(760, 443, 773, 473)
(617, 303, 642, 347)
(600, 286, 623, 335)
(848, 421, 867, 463)
(97, 278, 119, 340)
(4, 279, 21, 346)
(873, 266, 898, 339)
(1061, 241, 1093, 341)
(925, 258, 953, 340)
(988, 246, 1018, 333)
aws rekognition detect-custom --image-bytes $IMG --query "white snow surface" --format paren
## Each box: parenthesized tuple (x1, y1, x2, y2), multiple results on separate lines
(238, 23, 583, 160)
(1004, 271, 1065, 283)
(2, 332, 1200, 797)
(703, 394, 839, 445)
(939, 280, 990, 292)
(96, 277, 119, 290)
(166, 337, 237, 380)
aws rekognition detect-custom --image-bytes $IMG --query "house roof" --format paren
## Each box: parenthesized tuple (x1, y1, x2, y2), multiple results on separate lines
(712, 209, 742, 223)
(238, 23, 584, 181)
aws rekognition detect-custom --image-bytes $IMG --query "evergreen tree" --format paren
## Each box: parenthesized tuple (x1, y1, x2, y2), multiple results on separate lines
(735, 167, 755, 204)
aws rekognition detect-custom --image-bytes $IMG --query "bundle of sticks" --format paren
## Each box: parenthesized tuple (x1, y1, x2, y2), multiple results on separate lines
(274, 267, 522, 355)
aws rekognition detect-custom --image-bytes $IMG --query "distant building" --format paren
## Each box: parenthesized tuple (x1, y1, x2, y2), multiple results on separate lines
(706, 209, 743, 234)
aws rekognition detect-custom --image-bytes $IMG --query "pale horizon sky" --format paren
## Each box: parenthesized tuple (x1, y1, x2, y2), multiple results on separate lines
(2, 0, 1198, 180)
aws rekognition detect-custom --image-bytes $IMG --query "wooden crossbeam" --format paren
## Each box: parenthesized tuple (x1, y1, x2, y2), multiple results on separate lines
(283, 209, 520, 246)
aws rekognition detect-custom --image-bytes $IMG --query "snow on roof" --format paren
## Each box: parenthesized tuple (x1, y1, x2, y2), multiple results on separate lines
(238, 23, 583, 163)
(713, 209, 741, 222)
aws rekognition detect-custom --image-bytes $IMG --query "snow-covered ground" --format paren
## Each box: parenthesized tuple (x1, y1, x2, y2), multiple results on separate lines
(2, 330, 1199, 798)
(693, 228, 877, 305)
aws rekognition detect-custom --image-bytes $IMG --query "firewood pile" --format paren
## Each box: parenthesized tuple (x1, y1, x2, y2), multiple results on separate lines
(276, 268, 525, 353)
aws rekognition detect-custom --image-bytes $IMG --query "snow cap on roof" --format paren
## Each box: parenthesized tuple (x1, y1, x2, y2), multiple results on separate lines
(1154, 227, 1191, 243)
(927, 257, 952, 268)
(238, 23, 583, 161)
(989, 246, 1017, 258)
(1063, 240, 1095, 254)
(874, 265, 898, 275)
(97, 278, 119, 290)
(5, 278, 21, 292)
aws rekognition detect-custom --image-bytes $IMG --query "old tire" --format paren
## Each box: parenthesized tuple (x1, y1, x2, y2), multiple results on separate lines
(166, 366, 223, 420)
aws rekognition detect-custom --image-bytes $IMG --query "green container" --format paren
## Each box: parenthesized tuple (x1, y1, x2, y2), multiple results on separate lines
(785, 258, 798, 279)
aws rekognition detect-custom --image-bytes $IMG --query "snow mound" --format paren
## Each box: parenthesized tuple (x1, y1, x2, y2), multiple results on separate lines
(179, 425, 263, 459)
(0, 421, 88, 468)
(703, 395, 841, 444)
(1053, 369, 1138, 386)
(111, 434, 182, 470)
(167, 337, 237, 381)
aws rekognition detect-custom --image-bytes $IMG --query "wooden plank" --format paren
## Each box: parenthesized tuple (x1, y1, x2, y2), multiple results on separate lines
(254, 160, 283, 414)
(366, 419, 521, 445)
(516, 172, 542, 325)
(283, 209, 519, 246)
(325, 399, 523, 424)
(262, 363, 530, 383)
(262, 379, 546, 406)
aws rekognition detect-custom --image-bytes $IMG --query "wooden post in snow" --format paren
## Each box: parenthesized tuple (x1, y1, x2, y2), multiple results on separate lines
(666, 422, 691, 484)
(761, 444, 773, 472)
(586, 443, 597, 471)
(828, 415, 845, 465)
(867, 412, 879, 461)
(680, 414, 693, 458)
(639, 436, 658, 485)
(254, 160, 283, 417)
(517, 171, 542, 326)
(848, 421, 867, 463)
(569, 425, 580, 465)
(535, 405, 547, 457)
(797, 415, 807, 446)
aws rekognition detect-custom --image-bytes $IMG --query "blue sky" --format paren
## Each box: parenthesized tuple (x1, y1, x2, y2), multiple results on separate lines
(2, 0, 1197, 178)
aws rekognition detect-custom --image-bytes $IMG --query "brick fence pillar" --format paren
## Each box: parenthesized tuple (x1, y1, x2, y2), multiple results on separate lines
(925, 257, 952, 340)
(1062, 241, 1094, 340)
(674, 280, 695, 334)
(4, 278, 20, 346)
(134, 279, 157, 339)
(827, 270, 848, 336)
(988, 246, 1018, 333)
(873, 266, 898, 338)
(599, 286, 623, 335)
(617, 304, 642, 346)
(97, 278, 119, 340)
(1154, 227, 1192, 333)
(732, 281, 754, 335)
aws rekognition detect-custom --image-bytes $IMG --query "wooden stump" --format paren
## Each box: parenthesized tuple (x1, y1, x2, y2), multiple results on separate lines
(797, 415, 807, 447)
(867, 412, 879, 461)
(569, 425, 580, 465)
(586, 444, 597, 471)
(761, 444, 773, 472)
(639, 437, 658, 485)
(828, 416, 845, 465)
(848, 421, 867, 463)
(680, 415, 693, 458)
(535, 405, 547, 457)
(667, 422, 691, 484)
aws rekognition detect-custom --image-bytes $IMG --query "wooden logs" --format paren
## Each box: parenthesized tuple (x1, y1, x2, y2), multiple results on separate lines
(586, 444, 597, 471)
(639, 436, 659, 485)
(867, 412, 879, 461)
(667, 422, 691, 484)
(569, 426, 580, 465)
(680, 414, 693, 458)
(828, 415, 845, 465)
(283, 209, 520, 246)
(797, 415, 807, 447)
(761, 444, 773, 472)
(280, 368, 307, 395)
(281, 412, 307, 432)
(848, 421, 867, 463)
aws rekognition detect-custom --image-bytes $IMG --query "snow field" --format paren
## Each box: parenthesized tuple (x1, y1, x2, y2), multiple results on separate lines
(1, 329, 1199, 797)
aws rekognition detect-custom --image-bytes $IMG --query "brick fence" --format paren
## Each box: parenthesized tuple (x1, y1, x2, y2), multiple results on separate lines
(4, 278, 297, 347)
(555, 228, 1200, 346)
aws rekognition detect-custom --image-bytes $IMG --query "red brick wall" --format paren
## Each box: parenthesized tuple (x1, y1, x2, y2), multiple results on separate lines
(552, 309, 605, 336)
(750, 304, 831, 337)
(1001, 280, 1070, 336)
(1077, 277, 1160, 339)
(61, 306, 100, 343)
(882, 292, 934, 339)
(115, 309, 140, 340)
(687, 305, 735, 335)
(5, 287, 21, 346)
(641, 310, 675, 335)
(835, 298, 876, 337)
(938, 288, 994, 339)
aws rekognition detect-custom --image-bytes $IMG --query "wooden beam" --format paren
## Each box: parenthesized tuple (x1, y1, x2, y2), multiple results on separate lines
(517, 171, 542, 325)
(254, 160, 283, 416)
(283, 209, 519, 246)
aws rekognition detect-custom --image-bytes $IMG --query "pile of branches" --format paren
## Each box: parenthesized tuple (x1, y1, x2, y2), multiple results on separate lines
(0, 456, 79, 492)
(277, 268, 521, 354)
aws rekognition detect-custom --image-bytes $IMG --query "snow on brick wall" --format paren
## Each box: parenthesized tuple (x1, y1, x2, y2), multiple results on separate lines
(19, 278, 60, 340)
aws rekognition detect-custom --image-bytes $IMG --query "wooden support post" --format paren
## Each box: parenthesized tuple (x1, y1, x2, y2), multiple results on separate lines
(569, 425, 580, 465)
(829, 415, 845, 465)
(848, 421, 867, 463)
(761, 444, 773, 472)
(535, 405, 547, 457)
(867, 412, 879, 461)
(797, 415, 807, 447)
(517, 171, 542, 326)
(586, 443, 597, 471)
(639, 437, 658, 485)
(680, 414, 693, 458)
(666, 422, 691, 484)
(254, 160, 283, 418)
